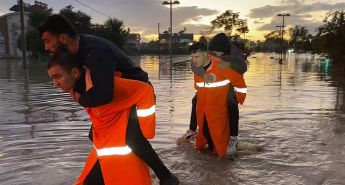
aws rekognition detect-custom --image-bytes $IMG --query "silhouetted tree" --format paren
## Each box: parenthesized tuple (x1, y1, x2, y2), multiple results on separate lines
(236, 19, 249, 39)
(59, 5, 92, 34)
(316, 11, 345, 62)
(17, 5, 52, 58)
(198, 36, 208, 45)
(28, 6, 53, 29)
(264, 30, 281, 44)
(210, 10, 248, 37)
(91, 18, 128, 48)
(18, 4, 130, 57)
(289, 26, 312, 53)
(259, 30, 286, 52)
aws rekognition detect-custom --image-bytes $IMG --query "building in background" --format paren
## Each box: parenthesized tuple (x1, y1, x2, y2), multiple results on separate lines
(8, 1, 47, 12)
(123, 33, 141, 54)
(0, 12, 29, 58)
(159, 30, 193, 54)
(0, 1, 47, 58)
(0, 32, 5, 58)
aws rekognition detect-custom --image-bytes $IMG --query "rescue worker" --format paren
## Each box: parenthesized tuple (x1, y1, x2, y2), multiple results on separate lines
(48, 52, 157, 184)
(180, 33, 247, 156)
(189, 42, 247, 157)
(40, 14, 178, 185)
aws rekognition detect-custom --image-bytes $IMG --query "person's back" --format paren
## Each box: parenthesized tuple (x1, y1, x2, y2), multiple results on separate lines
(87, 77, 156, 142)
(78, 34, 149, 82)
(76, 77, 155, 185)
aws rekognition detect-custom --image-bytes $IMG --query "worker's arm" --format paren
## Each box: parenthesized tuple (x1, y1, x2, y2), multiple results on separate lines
(220, 68, 247, 105)
(78, 49, 114, 107)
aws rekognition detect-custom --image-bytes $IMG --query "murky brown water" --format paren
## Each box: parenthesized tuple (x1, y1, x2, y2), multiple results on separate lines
(0, 53, 345, 185)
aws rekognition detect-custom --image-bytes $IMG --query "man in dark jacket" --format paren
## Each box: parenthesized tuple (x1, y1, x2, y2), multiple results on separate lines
(39, 14, 178, 185)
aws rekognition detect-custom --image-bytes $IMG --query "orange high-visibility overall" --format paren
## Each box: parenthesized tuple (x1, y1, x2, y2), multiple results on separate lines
(194, 56, 247, 157)
(74, 77, 156, 185)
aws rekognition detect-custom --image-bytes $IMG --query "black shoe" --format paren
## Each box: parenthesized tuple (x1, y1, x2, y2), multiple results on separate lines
(160, 174, 179, 185)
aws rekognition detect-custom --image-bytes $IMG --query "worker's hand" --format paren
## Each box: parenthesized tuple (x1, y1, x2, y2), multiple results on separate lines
(203, 74, 214, 84)
(84, 66, 93, 91)
(218, 61, 231, 70)
(68, 89, 81, 103)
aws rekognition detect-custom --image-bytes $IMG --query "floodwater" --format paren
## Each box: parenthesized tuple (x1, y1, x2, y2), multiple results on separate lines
(0, 53, 345, 185)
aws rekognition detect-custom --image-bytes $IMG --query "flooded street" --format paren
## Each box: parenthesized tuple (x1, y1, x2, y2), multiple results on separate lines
(0, 53, 345, 185)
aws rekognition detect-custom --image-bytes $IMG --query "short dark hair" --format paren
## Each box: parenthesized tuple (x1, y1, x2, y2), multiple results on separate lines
(48, 52, 81, 72)
(189, 42, 207, 54)
(39, 14, 77, 38)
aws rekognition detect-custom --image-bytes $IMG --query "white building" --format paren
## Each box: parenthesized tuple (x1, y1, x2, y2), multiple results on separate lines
(124, 33, 141, 51)
(0, 32, 5, 58)
(0, 12, 29, 58)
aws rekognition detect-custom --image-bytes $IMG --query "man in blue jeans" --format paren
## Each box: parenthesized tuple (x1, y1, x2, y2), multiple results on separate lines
(179, 33, 247, 156)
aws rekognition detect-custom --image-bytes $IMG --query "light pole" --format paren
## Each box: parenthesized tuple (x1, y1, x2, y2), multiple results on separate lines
(19, 0, 27, 69)
(162, 0, 180, 56)
(277, 13, 290, 64)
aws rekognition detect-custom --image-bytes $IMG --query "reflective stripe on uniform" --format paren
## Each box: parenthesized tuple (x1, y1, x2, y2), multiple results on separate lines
(234, 87, 247, 93)
(137, 105, 155, 117)
(96, 145, 132, 156)
(196, 79, 230, 88)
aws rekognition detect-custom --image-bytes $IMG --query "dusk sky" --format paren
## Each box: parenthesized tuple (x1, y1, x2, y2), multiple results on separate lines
(1, 0, 345, 42)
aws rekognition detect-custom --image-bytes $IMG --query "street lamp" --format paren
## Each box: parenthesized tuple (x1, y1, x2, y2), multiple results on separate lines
(19, 0, 27, 69)
(162, 0, 180, 56)
(277, 13, 290, 40)
(277, 13, 290, 64)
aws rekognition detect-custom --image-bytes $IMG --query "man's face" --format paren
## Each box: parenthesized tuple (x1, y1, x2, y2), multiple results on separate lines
(41, 32, 65, 55)
(47, 65, 79, 93)
(191, 51, 208, 67)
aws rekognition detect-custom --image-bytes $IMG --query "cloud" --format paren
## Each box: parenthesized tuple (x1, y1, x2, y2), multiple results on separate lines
(0, 0, 218, 41)
(249, 1, 345, 18)
(278, 0, 306, 6)
(257, 15, 322, 33)
(249, 0, 345, 34)
(249, 5, 289, 18)
(50, 0, 218, 38)
(253, 20, 267, 25)
(0, 1, 14, 13)
(124, 5, 217, 41)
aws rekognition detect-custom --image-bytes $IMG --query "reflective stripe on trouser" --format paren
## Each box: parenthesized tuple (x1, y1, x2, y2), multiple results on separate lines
(95, 145, 132, 156)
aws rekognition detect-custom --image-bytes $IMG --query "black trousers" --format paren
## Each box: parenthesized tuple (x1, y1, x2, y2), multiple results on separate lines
(85, 106, 171, 184)
(202, 115, 214, 151)
(190, 86, 239, 136)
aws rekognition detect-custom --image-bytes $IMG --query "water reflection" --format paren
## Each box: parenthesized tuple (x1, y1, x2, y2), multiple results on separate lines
(0, 53, 345, 185)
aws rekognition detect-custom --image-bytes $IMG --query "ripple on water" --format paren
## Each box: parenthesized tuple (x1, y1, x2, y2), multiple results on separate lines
(1, 54, 345, 184)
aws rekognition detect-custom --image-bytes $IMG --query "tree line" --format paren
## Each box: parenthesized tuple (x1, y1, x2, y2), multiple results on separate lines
(257, 11, 345, 63)
(20, 6, 345, 63)
(19, 5, 128, 58)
